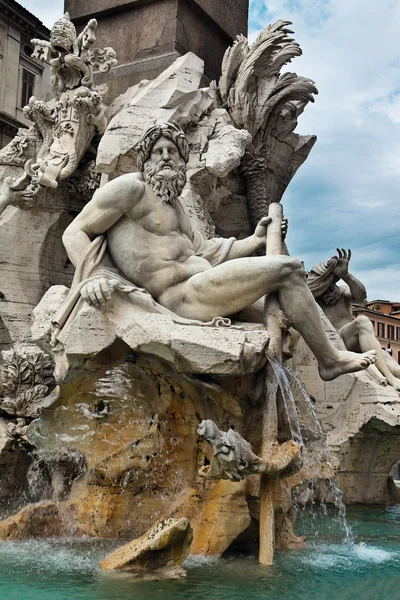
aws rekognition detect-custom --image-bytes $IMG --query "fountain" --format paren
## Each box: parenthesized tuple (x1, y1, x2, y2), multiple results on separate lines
(0, 9, 399, 597)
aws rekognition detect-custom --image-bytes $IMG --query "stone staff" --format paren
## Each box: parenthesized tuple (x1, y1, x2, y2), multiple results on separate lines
(259, 201, 284, 565)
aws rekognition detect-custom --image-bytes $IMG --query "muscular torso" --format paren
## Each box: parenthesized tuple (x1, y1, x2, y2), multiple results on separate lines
(106, 178, 211, 299)
(318, 292, 353, 331)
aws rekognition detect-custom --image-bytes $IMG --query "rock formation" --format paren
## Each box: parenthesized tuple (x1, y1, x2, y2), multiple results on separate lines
(100, 517, 193, 580)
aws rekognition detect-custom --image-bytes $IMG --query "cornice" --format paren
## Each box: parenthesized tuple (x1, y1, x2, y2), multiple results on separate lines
(0, 0, 50, 40)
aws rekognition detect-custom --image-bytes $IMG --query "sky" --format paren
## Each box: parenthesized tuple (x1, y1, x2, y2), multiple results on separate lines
(18, 0, 400, 300)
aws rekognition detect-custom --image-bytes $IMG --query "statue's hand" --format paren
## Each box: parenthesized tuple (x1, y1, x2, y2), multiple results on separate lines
(80, 277, 117, 308)
(253, 216, 288, 247)
(254, 216, 272, 244)
(333, 248, 351, 278)
(281, 217, 288, 241)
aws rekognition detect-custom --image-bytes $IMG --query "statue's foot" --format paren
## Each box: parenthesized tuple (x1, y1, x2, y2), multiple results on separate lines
(318, 349, 377, 382)
(385, 375, 400, 393)
(367, 364, 388, 386)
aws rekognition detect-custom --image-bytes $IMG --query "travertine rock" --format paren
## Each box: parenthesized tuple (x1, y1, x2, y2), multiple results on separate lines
(100, 517, 193, 580)
(190, 479, 251, 555)
(0, 500, 84, 540)
(4, 354, 247, 542)
(0, 417, 33, 507)
(168, 483, 253, 556)
(32, 286, 270, 377)
(96, 52, 211, 174)
(293, 312, 400, 503)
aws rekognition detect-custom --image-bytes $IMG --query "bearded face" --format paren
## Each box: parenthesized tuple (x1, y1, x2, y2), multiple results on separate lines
(320, 281, 342, 305)
(143, 137, 187, 204)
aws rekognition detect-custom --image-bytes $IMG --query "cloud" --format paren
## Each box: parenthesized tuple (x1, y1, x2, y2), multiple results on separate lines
(249, 0, 400, 300)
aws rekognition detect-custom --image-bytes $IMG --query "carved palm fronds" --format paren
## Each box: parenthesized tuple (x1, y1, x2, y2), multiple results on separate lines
(0, 347, 56, 417)
(219, 21, 318, 228)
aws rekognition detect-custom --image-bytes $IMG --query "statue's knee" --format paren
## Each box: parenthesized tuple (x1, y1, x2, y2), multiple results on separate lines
(356, 315, 373, 332)
(283, 257, 305, 279)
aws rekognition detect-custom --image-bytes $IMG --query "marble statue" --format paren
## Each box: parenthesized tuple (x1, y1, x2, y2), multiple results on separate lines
(0, 13, 116, 215)
(308, 248, 400, 391)
(61, 122, 376, 381)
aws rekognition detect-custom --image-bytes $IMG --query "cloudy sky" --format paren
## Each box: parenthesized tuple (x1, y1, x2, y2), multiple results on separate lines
(19, 0, 400, 300)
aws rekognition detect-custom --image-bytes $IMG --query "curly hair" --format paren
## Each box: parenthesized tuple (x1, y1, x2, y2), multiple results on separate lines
(135, 122, 189, 172)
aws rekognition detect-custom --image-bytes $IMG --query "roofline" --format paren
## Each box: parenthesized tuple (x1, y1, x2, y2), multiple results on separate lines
(0, 0, 50, 40)
(367, 299, 400, 305)
(353, 304, 400, 320)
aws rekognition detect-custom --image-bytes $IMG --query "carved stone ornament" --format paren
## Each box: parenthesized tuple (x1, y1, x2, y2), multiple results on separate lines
(0, 345, 58, 418)
(197, 419, 301, 481)
(219, 21, 318, 228)
(6, 418, 32, 448)
(0, 13, 117, 213)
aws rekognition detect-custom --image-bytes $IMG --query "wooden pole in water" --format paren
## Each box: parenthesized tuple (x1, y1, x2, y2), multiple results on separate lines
(259, 201, 283, 566)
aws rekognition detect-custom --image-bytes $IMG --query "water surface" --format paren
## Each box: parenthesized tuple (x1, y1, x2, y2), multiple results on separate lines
(1, 506, 399, 600)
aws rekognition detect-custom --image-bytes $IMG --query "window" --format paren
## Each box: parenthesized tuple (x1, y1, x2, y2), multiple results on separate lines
(388, 325, 395, 340)
(397, 327, 400, 341)
(23, 45, 33, 57)
(398, 351, 400, 364)
(20, 69, 35, 107)
(377, 322, 385, 338)
(370, 319, 375, 331)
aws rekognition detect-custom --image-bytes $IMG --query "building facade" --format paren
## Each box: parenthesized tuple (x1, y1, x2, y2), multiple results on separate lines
(353, 300, 400, 363)
(0, 0, 50, 149)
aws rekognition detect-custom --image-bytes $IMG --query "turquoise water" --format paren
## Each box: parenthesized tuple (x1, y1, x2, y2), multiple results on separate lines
(1, 506, 400, 600)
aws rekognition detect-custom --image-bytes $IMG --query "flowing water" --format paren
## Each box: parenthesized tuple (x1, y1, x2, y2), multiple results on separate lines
(0, 506, 399, 600)
(267, 357, 303, 444)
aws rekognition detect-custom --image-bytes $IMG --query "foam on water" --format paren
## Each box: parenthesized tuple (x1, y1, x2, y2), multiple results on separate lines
(0, 538, 104, 578)
(183, 554, 220, 568)
(301, 540, 395, 570)
(353, 542, 393, 563)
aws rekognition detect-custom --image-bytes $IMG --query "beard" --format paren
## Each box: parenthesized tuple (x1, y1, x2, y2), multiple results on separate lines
(143, 158, 187, 204)
(320, 281, 342, 305)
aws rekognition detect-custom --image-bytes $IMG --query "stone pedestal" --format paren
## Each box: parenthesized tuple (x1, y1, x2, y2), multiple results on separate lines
(65, 0, 249, 100)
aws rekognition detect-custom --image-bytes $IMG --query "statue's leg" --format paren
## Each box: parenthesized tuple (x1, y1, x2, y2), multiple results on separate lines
(234, 298, 265, 323)
(338, 320, 386, 385)
(159, 255, 376, 381)
(340, 317, 400, 391)
(383, 351, 400, 378)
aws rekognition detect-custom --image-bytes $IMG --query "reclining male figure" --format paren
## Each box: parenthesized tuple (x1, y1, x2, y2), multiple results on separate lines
(62, 122, 376, 381)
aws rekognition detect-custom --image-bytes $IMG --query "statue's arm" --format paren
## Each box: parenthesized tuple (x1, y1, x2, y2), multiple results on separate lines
(63, 175, 145, 267)
(341, 273, 367, 303)
(224, 228, 267, 259)
(184, 214, 287, 264)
